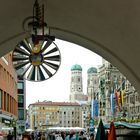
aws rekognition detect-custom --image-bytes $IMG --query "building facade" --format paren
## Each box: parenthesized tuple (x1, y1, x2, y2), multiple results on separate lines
(28, 101, 81, 131)
(97, 59, 140, 123)
(124, 80, 140, 122)
(0, 53, 18, 130)
(17, 76, 26, 134)
(98, 59, 125, 122)
(77, 101, 90, 130)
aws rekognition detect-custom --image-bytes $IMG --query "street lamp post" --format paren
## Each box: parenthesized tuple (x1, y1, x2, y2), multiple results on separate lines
(11, 118, 17, 140)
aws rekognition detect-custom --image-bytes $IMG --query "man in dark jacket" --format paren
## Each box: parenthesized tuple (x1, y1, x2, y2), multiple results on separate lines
(79, 131, 87, 140)
(7, 131, 13, 140)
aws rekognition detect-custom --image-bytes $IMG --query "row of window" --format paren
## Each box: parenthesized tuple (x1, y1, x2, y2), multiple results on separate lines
(0, 65, 17, 93)
(125, 94, 140, 104)
(72, 71, 81, 74)
(59, 120, 80, 124)
(35, 121, 80, 126)
(31, 107, 80, 111)
(71, 77, 81, 83)
(32, 107, 59, 110)
(0, 89, 17, 115)
(87, 79, 98, 85)
(32, 111, 80, 116)
(129, 105, 140, 115)
(34, 120, 80, 127)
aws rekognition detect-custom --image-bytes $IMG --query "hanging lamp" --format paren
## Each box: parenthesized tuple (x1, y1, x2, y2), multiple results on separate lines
(12, 0, 61, 81)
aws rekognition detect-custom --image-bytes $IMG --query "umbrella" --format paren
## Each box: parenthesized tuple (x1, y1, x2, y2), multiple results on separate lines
(108, 121, 117, 140)
(95, 119, 106, 140)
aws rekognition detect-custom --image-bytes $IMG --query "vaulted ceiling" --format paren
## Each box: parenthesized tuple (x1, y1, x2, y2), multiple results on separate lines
(0, 0, 140, 92)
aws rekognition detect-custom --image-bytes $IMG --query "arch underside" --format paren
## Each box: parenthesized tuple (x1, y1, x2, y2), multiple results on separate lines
(0, 0, 140, 93)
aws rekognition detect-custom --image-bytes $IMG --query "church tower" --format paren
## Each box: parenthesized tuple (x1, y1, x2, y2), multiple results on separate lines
(87, 67, 99, 103)
(69, 64, 87, 102)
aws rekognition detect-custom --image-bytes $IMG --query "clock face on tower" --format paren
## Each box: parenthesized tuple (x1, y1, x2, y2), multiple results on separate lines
(78, 87, 81, 91)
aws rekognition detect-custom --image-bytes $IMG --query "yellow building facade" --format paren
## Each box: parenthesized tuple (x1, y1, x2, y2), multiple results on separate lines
(28, 101, 81, 131)
(29, 102, 60, 130)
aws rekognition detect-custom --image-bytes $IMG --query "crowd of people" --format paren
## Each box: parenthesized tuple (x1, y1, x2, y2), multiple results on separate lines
(0, 130, 95, 140)
(19, 130, 94, 140)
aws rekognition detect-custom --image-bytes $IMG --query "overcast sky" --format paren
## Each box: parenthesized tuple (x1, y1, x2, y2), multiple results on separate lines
(26, 39, 103, 108)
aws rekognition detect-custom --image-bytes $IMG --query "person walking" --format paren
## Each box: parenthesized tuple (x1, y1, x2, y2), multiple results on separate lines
(7, 132, 13, 140)
(17, 134, 22, 140)
(22, 134, 31, 140)
(89, 133, 94, 140)
(22, 132, 32, 140)
(65, 131, 76, 140)
(79, 131, 87, 140)
(0, 132, 4, 140)
(40, 132, 46, 140)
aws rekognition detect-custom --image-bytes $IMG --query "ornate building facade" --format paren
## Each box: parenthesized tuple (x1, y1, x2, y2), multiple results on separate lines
(98, 59, 123, 122)
(98, 59, 140, 123)
(85, 59, 140, 124)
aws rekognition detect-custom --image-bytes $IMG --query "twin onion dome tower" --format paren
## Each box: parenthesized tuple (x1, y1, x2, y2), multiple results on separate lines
(12, 0, 61, 82)
(70, 64, 98, 103)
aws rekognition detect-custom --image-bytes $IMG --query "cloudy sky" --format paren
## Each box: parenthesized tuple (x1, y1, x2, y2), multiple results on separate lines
(26, 39, 102, 108)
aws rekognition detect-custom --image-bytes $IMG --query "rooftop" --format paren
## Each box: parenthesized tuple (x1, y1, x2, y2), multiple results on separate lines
(71, 64, 82, 71)
(87, 67, 97, 74)
(29, 101, 80, 107)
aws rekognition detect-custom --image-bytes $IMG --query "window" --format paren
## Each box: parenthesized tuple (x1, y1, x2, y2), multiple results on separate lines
(4, 92, 6, 111)
(7, 95, 9, 111)
(17, 82, 23, 89)
(18, 89, 23, 94)
(78, 77, 80, 82)
(71, 77, 74, 82)
(18, 95, 24, 107)
(0, 90, 2, 109)
(18, 109, 24, 120)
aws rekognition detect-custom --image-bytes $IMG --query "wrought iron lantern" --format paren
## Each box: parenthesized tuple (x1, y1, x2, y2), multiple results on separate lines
(12, 0, 61, 81)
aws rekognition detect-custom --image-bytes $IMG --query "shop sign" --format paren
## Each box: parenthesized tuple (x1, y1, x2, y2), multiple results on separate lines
(2, 118, 11, 124)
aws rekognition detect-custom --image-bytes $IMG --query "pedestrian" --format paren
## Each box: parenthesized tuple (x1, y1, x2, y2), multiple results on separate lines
(17, 134, 22, 140)
(41, 132, 46, 140)
(30, 132, 34, 140)
(7, 131, 13, 140)
(61, 132, 65, 140)
(56, 133, 63, 140)
(0, 132, 4, 140)
(79, 131, 87, 140)
(22, 133, 31, 140)
(65, 131, 76, 140)
(89, 133, 94, 140)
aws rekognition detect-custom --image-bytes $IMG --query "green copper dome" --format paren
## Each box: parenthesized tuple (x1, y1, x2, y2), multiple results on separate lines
(71, 64, 82, 71)
(87, 67, 97, 73)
